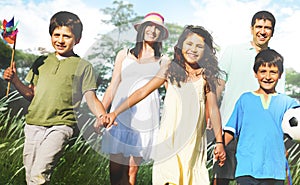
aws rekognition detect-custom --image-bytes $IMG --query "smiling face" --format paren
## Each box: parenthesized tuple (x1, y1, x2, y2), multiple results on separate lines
(143, 24, 162, 42)
(51, 26, 78, 57)
(251, 19, 273, 49)
(255, 64, 281, 94)
(182, 33, 205, 65)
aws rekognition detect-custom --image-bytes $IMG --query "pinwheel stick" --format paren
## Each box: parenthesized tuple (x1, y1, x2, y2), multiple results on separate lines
(6, 35, 16, 97)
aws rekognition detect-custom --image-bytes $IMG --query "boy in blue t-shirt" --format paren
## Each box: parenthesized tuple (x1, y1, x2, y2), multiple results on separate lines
(223, 49, 298, 185)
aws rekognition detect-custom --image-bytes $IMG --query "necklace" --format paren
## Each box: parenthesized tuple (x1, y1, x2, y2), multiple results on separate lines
(188, 68, 203, 76)
(187, 71, 202, 81)
(190, 72, 201, 77)
(187, 67, 204, 81)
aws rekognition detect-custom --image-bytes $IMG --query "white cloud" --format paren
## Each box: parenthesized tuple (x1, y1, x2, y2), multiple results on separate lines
(272, 9, 300, 72)
(190, 0, 266, 47)
(189, 0, 300, 72)
(1, 0, 300, 72)
(0, 0, 113, 56)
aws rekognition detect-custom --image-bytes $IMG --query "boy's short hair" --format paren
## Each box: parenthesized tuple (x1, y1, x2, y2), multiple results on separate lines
(253, 49, 284, 75)
(251, 10, 276, 35)
(49, 11, 83, 40)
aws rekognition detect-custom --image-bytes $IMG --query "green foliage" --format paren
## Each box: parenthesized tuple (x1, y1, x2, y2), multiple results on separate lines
(0, 40, 12, 69)
(101, 0, 138, 45)
(163, 23, 184, 58)
(0, 39, 38, 70)
(88, 34, 133, 94)
(0, 91, 26, 184)
(14, 50, 37, 69)
(287, 143, 300, 184)
(101, 0, 136, 31)
(88, 1, 138, 94)
(285, 68, 300, 101)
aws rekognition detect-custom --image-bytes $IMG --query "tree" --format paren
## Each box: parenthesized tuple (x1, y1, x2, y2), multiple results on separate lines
(163, 23, 183, 57)
(285, 68, 300, 102)
(101, 0, 139, 46)
(0, 40, 13, 69)
(86, 1, 138, 94)
(0, 40, 37, 70)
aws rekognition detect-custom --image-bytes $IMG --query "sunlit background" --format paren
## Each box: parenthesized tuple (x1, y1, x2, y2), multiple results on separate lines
(1, 0, 300, 71)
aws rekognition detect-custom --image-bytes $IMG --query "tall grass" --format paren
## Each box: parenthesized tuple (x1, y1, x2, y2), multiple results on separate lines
(0, 91, 299, 184)
(0, 91, 152, 185)
(0, 91, 26, 184)
(286, 138, 300, 184)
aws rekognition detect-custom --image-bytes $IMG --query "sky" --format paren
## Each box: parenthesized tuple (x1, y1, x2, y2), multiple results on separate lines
(1, 0, 300, 72)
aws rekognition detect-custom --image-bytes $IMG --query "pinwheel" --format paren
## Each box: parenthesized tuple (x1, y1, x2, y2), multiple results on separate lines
(0, 17, 18, 44)
(0, 17, 18, 97)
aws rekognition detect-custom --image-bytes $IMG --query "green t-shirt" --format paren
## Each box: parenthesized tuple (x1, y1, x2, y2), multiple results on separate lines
(25, 53, 97, 126)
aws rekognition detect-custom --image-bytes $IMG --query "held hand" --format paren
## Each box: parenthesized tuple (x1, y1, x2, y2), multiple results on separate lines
(214, 143, 226, 167)
(3, 62, 18, 83)
(93, 115, 104, 134)
(102, 112, 118, 128)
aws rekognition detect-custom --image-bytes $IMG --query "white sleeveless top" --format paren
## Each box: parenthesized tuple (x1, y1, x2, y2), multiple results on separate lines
(102, 54, 162, 161)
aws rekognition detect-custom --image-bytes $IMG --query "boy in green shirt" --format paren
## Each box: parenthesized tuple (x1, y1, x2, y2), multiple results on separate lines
(3, 11, 111, 184)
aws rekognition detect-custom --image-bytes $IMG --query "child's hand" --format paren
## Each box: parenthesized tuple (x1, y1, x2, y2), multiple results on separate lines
(214, 143, 226, 167)
(93, 112, 118, 133)
(3, 62, 18, 83)
(102, 112, 118, 129)
(93, 115, 104, 134)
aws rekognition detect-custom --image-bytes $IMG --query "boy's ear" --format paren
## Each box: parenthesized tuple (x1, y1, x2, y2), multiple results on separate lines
(254, 71, 258, 79)
(75, 38, 81, 44)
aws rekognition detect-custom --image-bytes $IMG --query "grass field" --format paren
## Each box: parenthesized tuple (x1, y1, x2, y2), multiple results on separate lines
(0, 91, 299, 185)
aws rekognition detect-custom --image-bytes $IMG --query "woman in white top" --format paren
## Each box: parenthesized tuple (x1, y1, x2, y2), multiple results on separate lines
(95, 12, 169, 185)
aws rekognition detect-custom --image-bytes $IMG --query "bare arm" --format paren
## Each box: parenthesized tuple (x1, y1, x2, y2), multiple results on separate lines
(3, 62, 34, 101)
(206, 91, 223, 142)
(84, 90, 113, 130)
(216, 79, 225, 102)
(102, 55, 170, 125)
(206, 89, 226, 165)
(116, 55, 171, 113)
(85, 90, 106, 117)
(102, 76, 166, 126)
(101, 49, 127, 110)
(118, 77, 165, 115)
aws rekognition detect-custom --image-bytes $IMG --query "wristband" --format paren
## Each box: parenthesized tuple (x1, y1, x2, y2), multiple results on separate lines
(98, 114, 103, 118)
(215, 141, 223, 144)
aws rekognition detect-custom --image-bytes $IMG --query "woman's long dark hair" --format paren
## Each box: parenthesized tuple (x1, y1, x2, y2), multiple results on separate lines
(130, 21, 164, 59)
(167, 25, 224, 93)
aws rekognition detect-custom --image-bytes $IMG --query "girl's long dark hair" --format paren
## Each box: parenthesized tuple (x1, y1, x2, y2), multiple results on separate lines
(130, 22, 164, 59)
(167, 25, 224, 93)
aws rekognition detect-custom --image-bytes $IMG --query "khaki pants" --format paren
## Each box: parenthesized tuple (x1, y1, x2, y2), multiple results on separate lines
(23, 124, 73, 185)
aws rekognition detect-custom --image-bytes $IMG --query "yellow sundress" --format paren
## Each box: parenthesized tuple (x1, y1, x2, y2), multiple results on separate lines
(152, 76, 209, 185)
